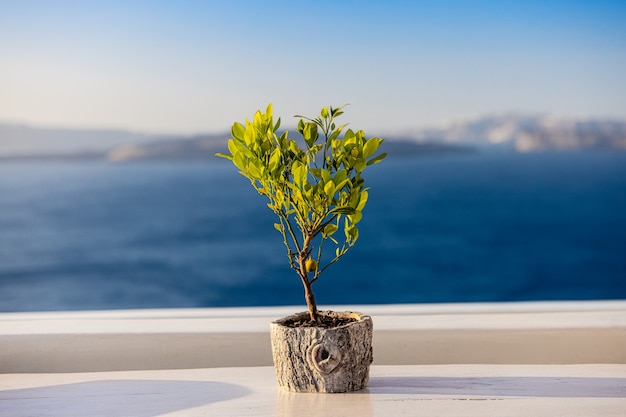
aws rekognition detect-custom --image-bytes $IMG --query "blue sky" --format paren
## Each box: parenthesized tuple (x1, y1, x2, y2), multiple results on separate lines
(1, 0, 625, 134)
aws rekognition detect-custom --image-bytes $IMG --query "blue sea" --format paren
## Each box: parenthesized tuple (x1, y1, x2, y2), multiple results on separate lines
(1, 151, 625, 312)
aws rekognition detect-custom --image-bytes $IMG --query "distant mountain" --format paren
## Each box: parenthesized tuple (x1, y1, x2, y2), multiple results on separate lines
(407, 114, 626, 152)
(105, 134, 472, 162)
(106, 134, 230, 162)
(0, 123, 164, 157)
(2, 114, 624, 162)
(0, 121, 472, 162)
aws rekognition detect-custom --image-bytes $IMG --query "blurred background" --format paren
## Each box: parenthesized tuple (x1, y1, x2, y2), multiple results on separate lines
(1, 0, 625, 311)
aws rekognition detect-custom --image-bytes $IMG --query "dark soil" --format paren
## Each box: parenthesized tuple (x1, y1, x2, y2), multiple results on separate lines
(282, 313, 357, 329)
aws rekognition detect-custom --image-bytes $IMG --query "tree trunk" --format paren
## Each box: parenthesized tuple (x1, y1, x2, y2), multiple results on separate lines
(270, 311, 373, 393)
(298, 234, 318, 323)
(302, 278, 319, 323)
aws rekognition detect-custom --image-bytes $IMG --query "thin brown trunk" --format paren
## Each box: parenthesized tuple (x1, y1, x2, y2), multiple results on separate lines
(299, 232, 319, 323)
(303, 278, 319, 323)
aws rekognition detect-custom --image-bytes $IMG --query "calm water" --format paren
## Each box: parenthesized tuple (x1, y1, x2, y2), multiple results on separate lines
(1, 151, 625, 311)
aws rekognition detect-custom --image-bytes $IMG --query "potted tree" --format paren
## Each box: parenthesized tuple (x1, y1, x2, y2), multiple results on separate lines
(216, 104, 386, 392)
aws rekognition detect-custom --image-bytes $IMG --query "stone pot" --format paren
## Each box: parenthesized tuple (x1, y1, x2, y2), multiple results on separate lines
(269, 310, 373, 393)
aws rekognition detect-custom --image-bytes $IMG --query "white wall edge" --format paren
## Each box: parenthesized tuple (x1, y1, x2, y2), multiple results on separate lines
(1, 300, 625, 373)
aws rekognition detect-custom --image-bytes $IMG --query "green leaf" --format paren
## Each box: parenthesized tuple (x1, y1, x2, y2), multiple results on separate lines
(367, 152, 387, 165)
(362, 138, 380, 158)
(356, 190, 369, 211)
(248, 161, 262, 179)
(349, 226, 359, 242)
(334, 178, 350, 191)
(231, 122, 245, 141)
(253, 109, 263, 126)
(244, 125, 256, 146)
(344, 218, 359, 242)
(324, 181, 335, 198)
(310, 168, 323, 179)
(303, 122, 318, 147)
(322, 223, 338, 238)
(329, 123, 348, 142)
(332, 206, 356, 215)
(227, 139, 238, 156)
(343, 220, 352, 240)
(349, 190, 361, 209)
(233, 152, 246, 171)
(214, 152, 232, 160)
(269, 148, 282, 174)
(332, 169, 348, 186)
(233, 138, 250, 154)
(279, 130, 289, 144)
(349, 211, 363, 224)
(286, 181, 301, 194)
(289, 140, 300, 155)
(320, 169, 332, 184)
(292, 160, 306, 187)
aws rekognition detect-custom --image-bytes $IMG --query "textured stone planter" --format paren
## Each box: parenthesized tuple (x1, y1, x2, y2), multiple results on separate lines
(269, 311, 373, 393)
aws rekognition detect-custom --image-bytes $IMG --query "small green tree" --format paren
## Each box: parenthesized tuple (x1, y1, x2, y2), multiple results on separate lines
(217, 104, 386, 323)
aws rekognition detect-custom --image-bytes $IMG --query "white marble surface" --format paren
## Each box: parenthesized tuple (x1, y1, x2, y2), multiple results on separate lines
(1, 365, 625, 416)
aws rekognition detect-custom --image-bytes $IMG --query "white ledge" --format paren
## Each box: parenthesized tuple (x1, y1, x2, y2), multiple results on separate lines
(1, 301, 625, 373)
(2, 365, 626, 417)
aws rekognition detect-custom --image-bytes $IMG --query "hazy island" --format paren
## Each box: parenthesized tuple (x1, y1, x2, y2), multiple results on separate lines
(1, 114, 624, 162)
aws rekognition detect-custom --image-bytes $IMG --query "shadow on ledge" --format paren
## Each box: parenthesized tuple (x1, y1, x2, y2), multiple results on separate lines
(0, 380, 250, 417)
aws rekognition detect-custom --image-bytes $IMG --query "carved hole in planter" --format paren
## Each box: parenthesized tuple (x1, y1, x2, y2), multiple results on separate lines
(309, 342, 342, 375)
